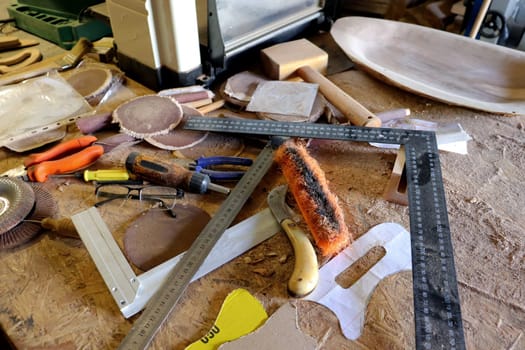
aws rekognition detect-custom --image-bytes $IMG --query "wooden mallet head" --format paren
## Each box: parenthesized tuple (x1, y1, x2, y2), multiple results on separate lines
(260, 38, 382, 128)
(260, 38, 328, 80)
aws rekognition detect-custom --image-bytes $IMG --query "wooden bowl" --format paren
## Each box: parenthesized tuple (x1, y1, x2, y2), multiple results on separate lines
(331, 16, 525, 116)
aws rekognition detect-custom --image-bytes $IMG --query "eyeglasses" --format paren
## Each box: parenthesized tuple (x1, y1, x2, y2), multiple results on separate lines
(94, 183, 184, 212)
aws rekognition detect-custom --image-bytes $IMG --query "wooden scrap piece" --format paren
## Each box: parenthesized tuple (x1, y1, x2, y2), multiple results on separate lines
(0, 36, 21, 50)
(219, 303, 317, 350)
(0, 48, 42, 74)
(113, 95, 183, 138)
(0, 36, 39, 52)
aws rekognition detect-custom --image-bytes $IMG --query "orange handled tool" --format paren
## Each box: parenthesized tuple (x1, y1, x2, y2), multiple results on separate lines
(27, 145, 105, 182)
(24, 135, 98, 168)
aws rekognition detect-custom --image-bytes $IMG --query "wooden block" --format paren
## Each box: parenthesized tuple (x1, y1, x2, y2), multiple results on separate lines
(260, 38, 328, 80)
(0, 36, 20, 50)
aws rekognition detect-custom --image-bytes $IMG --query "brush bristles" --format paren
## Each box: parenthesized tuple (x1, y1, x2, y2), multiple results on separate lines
(275, 139, 352, 257)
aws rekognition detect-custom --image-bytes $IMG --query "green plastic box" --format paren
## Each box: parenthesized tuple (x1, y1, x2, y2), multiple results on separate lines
(17, 0, 104, 18)
(7, 2, 111, 49)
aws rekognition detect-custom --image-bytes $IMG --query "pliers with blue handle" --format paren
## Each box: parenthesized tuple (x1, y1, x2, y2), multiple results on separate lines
(188, 156, 253, 181)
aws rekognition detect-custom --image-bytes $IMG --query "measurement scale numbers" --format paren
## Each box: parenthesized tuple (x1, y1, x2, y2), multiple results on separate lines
(118, 141, 277, 349)
(184, 117, 466, 350)
(404, 139, 465, 350)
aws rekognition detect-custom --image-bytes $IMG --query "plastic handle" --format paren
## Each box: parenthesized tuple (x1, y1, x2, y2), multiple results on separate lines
(281, 218, 319, 297)
(295, 66, 382, 127)
(24, 135, 98, 168)
(28, 145, 104, 182)
(83, 169, 130, 182)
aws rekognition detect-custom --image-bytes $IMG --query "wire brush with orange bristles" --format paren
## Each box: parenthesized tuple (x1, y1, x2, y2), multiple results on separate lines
(275, 138, 353, 257)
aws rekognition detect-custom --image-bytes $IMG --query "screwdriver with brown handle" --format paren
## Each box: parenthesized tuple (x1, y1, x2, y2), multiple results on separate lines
(125, 152, 231, 195)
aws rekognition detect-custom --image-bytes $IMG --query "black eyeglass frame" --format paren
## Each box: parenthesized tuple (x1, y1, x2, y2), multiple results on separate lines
(94, 183, 185, 210)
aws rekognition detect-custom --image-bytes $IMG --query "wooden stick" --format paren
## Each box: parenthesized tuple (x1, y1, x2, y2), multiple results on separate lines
(469, 0, 492, 38)
(296, 66, 382, 127)
(197, 99, 226, 114)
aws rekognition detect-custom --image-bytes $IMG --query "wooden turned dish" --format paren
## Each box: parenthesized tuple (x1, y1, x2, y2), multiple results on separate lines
(331, 16, 525, 115)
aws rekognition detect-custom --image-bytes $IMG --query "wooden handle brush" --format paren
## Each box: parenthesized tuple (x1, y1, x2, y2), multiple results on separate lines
(275, 139, 353, 257)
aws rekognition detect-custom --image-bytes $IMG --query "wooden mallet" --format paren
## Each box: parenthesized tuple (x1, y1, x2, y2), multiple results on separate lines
(260, 38, 382, 128)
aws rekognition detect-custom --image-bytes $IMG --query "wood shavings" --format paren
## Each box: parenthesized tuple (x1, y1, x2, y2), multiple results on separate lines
(278, 255, 288, 264)
(252, 268, 275, 277)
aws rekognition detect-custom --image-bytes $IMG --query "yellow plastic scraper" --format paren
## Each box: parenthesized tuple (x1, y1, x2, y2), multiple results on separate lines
(185, 288, 268, 350)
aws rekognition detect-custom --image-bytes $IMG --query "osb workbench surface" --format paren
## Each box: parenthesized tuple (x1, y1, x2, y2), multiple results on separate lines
(1, 44, 524, 350)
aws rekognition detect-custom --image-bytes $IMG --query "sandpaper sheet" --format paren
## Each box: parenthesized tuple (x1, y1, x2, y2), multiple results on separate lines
(246, 81, 318, 117)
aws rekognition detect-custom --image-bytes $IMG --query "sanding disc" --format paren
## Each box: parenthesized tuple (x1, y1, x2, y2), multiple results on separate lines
(256, 93, 326, 123)
(220, 70, 267, 108)
(173, 131, 244, 159)
(0, 177, 35, 235)
(0, 183, 57, 249)
(113, 95, 184, 138)
(123, 204, 211, 271)
(66, 67, 114, 105)
(144, 105, 209, 150)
